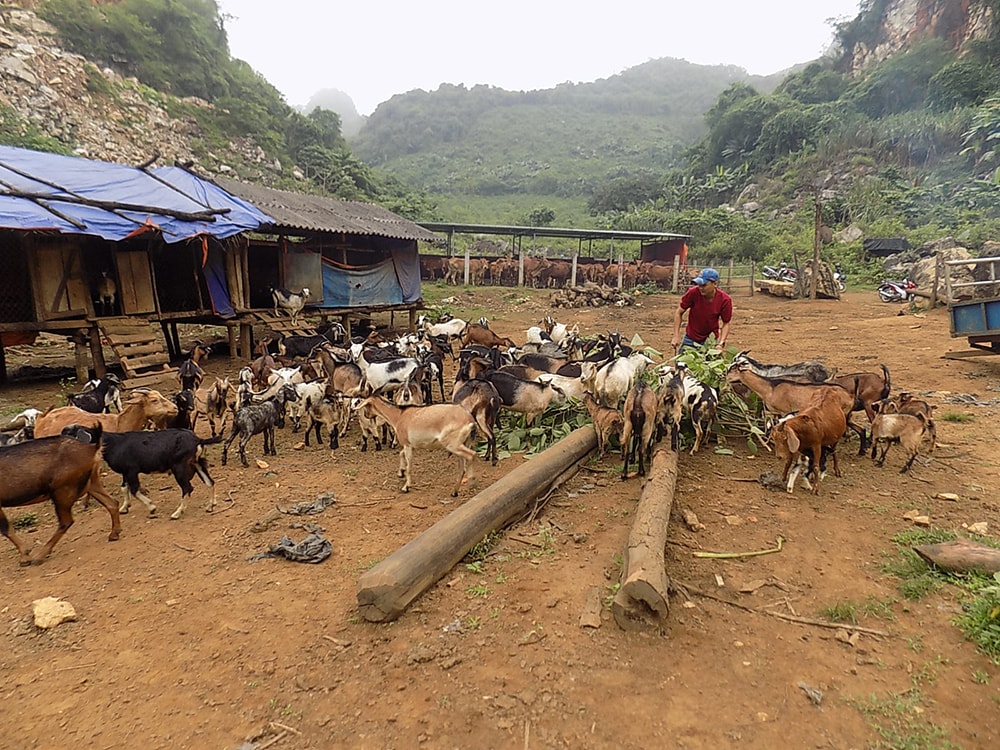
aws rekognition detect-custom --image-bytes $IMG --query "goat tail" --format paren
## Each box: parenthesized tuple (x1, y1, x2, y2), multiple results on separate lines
(200, 435, 225, 446)
(880, 364, 891, 399)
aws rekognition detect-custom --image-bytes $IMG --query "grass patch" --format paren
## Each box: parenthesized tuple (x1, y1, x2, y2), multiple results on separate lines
(820, 596, 896, 625)
(12, 513, 39, 530)
(938, 411, 973, 423)
(954, 572, 1000, 664)
(848, 689, 958, 750)
(885, 529, 1000, 662)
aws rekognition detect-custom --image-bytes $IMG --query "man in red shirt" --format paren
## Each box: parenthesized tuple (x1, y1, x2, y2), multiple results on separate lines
(670, 267, 733, 353)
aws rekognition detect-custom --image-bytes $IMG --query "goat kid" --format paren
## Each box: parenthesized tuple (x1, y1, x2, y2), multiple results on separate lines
(69, 373, 123, 414)
(581, 391, 623, 459)
(222, 385, 299, 468)
(870, 412, 929, 473)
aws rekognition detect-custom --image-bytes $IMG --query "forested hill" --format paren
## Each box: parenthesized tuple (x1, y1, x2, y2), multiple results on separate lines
(350, 58, 788, 204)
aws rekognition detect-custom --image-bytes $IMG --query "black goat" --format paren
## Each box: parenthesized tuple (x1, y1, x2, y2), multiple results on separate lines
(68, 373, 123, 414)
(222, 384, 299, 467)
(167, 389, 196, 431)
(103, 429, 222, 520)
(178, 342, 210, 391)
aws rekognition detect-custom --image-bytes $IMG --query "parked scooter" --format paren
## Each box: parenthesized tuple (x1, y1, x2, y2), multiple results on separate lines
(761, 263, 797, 282)
(833, 263, 847, 292)
(877, 278, 916, 303)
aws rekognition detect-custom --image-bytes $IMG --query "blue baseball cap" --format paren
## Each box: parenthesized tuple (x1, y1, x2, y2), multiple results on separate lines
(693, 268, 720, 285)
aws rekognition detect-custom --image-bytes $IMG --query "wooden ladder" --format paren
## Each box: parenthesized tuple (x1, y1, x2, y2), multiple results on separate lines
(98, 317, 178, 391)
(251, 311, 317, 339)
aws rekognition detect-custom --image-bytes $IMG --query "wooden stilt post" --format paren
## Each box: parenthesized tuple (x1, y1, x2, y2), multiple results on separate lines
(88, 325, 106, 378)
(672, 255, 681, 293)
(357, 427, 597, 622)
(72, 329, 90, 383)
(612, 448, 678, 631)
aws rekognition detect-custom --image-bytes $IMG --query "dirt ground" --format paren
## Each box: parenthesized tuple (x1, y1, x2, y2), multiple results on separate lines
(1, 286, 999, 750)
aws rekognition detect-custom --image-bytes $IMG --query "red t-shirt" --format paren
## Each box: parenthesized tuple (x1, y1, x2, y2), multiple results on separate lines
(680, 285, 733, 343)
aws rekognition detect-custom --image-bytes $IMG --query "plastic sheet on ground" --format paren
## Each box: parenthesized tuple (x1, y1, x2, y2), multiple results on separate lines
(276, 492, 336, 515)
(250, 533, 332, 564)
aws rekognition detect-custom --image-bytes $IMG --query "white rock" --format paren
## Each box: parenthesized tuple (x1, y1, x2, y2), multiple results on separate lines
(32, 597, 77, 629)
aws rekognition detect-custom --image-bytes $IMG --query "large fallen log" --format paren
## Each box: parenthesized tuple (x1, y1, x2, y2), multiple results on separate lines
(612, 447, 679, 631)
(913, 538, 1000, 574)
(357, 426, 598, 622)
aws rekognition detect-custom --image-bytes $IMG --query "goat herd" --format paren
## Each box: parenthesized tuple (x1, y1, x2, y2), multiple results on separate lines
(0, 312, 937, 568)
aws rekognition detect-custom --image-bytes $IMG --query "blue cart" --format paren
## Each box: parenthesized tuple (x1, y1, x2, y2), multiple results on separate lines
(945, 256, 1000, 357)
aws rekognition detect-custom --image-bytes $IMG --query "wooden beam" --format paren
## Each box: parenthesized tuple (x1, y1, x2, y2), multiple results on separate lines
(914, 538, 1000, 574)
(357, 426, 597, 622)
(612, 448, 678, 631)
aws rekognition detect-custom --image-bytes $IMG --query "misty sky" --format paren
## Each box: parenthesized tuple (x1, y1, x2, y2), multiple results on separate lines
(217, 1, 862, 116)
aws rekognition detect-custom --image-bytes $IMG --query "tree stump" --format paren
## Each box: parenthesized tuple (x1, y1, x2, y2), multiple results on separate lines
(612, 447, 678, 631)
(357, 426, 597, 622)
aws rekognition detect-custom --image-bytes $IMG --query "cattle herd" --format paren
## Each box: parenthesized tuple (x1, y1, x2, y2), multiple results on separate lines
(0, 311, 936, 567)
(420, 255, 677, 289)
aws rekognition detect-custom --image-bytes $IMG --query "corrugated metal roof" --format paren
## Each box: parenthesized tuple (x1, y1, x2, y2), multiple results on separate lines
(214, 177, 439, 242)
(419, 222, 689, 242)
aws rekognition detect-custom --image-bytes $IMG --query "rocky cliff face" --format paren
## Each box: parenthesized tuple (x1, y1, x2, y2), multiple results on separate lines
(0, 5, 282, 180)
(848, 0, 993, 71)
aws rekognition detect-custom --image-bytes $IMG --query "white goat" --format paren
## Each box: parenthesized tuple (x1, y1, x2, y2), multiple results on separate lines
(588, 351, 654, 408)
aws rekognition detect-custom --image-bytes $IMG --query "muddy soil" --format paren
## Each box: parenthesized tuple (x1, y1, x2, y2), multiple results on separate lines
(1, 288, 998, 750)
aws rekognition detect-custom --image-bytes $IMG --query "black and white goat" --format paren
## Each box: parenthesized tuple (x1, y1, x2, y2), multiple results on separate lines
(271, 287, 311, 325)
(221, 384, 299, 467)
(657, 363, 718, 454)
(103, 428, 222, 519)
(68, 373, 123, 414)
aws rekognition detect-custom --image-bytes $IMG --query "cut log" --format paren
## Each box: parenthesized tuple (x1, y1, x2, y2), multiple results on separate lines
(612, 448, 678, 631)
(357, 426, 597, 622)
(913, 538, 1000, 574)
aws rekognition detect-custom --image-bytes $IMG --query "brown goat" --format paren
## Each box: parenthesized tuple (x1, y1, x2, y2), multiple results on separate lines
(359, 398, 477, 496)
(0, 424, 121, 566)
(460, 323, 516, 349)
(726, 363, 865, 452)
(34, 389, 179, 438)
(620, 381, 658, 480)
(771, 390, 848, 494)
(829, 364, 891, 423)
(581, 391, 623, 459)
(870, 412, 929, 473)
(874, 392, 937, 452)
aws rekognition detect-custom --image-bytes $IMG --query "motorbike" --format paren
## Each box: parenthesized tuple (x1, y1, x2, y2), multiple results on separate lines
(762, 264, 797, 282)
(833, 264, 847, 292)
(877, 278, 916, 303)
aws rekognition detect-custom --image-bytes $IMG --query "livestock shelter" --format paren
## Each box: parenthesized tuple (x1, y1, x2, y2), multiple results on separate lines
(0, 145, 272, 386)
(214, 178, 437, 345)
(419, 222, 689, 287)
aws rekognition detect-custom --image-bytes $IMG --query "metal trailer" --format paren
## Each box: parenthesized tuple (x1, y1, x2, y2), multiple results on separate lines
(944, 255, 1000, 358)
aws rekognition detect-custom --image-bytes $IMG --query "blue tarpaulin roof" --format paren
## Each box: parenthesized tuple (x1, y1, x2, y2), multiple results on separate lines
(0, 145, 273, 243)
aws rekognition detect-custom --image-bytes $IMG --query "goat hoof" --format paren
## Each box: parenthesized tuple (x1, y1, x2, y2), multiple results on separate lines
(108, 532, 120, 542)
(170, 512, 182, 520)
(18, 558, 32, 567)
